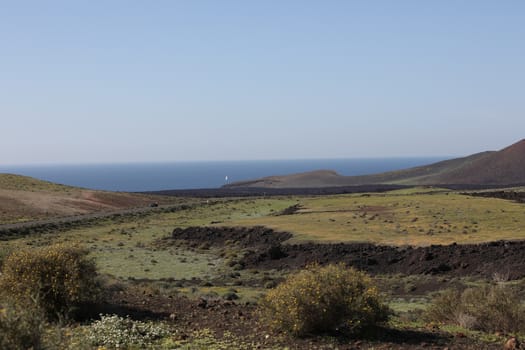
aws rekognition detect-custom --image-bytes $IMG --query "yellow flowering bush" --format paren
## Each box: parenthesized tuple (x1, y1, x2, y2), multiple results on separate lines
(0, 244, 100, 319)
(259, 264, 389, 336)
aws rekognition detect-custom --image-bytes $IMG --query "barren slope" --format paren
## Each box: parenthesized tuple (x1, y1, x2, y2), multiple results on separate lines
(417, 139, 525, 185)
(225, 139, 525, 188)
(0, 173, 174, 224)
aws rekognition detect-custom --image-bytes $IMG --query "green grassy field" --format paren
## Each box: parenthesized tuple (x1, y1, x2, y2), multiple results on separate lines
(0, 198, 295, 279)
(229, 189, 525, 245)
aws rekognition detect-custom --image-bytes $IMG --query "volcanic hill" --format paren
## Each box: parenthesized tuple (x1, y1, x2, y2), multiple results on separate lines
(225, 139, 525, 188)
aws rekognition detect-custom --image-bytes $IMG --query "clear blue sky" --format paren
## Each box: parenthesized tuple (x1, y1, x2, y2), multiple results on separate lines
(1, 1, 524, 164)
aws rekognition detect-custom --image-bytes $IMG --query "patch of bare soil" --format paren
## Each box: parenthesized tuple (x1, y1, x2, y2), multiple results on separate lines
(0, 187, 176, 225)
(81, 191, 171, 208)
(0, 194, 39, 220)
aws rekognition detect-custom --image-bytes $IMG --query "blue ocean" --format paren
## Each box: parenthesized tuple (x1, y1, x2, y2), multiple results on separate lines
(0, 158, 448, 192)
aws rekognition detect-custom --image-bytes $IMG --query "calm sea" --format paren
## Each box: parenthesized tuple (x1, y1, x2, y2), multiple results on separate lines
(0, 158, 448, 192)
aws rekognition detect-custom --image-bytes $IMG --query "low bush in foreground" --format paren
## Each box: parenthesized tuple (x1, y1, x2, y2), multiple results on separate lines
(0, 244, 100, 320)
(260, 263, 390, 336)
(426, 284, 525, 333)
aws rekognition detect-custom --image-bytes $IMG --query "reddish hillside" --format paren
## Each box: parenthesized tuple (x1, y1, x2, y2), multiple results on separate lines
(421, 139, 525, 185)
(0, 173, 177, 224)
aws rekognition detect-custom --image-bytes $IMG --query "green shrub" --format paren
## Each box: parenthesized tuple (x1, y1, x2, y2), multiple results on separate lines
(0, 244, 100, 319)
(0, 299, 46, 350)
(426, 284, 525, 333)
(86, 314, 169, 348)
(259, 264, 389, 336)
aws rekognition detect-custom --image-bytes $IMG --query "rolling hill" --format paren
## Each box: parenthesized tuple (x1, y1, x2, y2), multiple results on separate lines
(0, 173, 175, 224)
(225, 139, 525, 188)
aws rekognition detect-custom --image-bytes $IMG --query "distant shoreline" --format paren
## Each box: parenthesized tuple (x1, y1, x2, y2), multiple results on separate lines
(0, 157, 449, 192)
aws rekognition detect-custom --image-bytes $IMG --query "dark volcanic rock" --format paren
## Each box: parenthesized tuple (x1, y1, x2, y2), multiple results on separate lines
(171, 226, 292, 248)
(465, 190, 525, 203)
(242, 239, 525, 280)
(166, 226, 525, 280)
